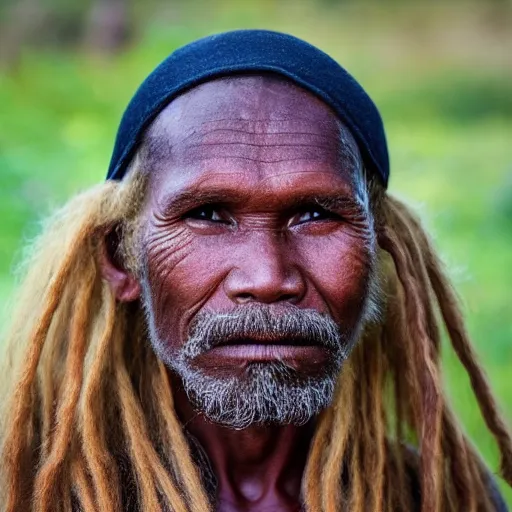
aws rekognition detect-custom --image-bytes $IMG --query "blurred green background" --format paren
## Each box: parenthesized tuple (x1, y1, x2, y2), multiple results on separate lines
(0, 0, 511, 504)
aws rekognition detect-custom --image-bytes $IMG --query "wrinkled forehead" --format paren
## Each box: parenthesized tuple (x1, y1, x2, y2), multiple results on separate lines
(141, 74, 362, 174)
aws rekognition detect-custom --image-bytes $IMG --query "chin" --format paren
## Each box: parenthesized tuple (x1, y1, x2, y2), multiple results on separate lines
(170, 358, 342, 429)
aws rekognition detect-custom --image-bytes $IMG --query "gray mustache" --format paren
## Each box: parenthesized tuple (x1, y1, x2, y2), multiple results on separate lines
(184, 305, 344, 359)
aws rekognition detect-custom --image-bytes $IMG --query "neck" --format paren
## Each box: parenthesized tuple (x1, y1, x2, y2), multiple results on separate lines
(172, 379, 315, 510)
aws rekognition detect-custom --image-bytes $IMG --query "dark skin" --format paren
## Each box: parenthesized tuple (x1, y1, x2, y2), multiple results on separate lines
(101, 76, 374, 511)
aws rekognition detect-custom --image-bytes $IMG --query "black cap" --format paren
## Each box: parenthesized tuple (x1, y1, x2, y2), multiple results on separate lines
(107, 29, 389, 187)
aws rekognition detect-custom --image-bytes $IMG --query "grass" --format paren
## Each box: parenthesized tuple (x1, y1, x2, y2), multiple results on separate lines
(0, 0, 511, 504)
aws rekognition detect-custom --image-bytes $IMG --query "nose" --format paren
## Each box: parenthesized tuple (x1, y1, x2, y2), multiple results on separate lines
(224, 233, 306, 305)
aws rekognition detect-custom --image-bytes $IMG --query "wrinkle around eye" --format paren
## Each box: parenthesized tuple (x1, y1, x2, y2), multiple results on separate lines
(288, 215, 373, 243)
(144, 224, 193, 269)
(157, 241, 194, 285)
(151, 207, 187, 226)
(148, 235, 195, 282)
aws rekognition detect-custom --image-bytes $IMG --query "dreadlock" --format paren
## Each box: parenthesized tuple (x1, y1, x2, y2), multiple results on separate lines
(0, 159, 511, 511)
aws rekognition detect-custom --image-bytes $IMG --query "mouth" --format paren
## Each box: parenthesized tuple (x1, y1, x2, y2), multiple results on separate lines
(201, 335, 329, 364)
(213, 335, 319, 348)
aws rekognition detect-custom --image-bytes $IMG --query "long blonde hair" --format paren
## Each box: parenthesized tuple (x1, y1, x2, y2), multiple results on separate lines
(1, 161, 511, 511)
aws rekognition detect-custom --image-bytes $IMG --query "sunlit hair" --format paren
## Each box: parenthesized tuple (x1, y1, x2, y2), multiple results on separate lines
(1, 156, 511, 512)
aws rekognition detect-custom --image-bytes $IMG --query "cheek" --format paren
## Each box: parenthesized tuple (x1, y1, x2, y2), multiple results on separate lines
(144, 228, 235, 344)
(297, 233, 374, 326)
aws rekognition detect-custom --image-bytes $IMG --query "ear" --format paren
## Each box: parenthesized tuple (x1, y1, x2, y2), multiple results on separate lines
(98, 227, 141, 302)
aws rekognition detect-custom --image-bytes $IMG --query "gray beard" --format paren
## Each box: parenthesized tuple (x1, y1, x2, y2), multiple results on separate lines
(142, 295, 367, 429)
(169, 360, 338, 429)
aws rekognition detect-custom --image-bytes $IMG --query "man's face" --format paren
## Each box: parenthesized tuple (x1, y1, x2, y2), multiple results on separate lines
(137, 76, 377, 427)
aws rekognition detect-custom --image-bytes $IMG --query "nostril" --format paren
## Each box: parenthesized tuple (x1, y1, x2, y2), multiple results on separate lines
(237, 293, 254, 303)
(278, 293, 297, 302)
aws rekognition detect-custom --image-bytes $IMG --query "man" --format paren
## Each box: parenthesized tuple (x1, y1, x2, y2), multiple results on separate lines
(0, 30, 510, 511)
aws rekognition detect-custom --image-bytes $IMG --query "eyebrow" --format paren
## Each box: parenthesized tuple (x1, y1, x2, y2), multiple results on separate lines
(157, 186, 367, 218)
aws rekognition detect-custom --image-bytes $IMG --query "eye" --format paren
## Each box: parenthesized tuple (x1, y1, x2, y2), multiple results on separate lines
(184, 205, 229, 224)
(294, 206, 336, 225)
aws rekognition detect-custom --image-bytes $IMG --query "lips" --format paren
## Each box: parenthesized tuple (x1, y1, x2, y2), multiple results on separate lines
(211, 334, 320, 349)
(196, 335, 330, 367)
